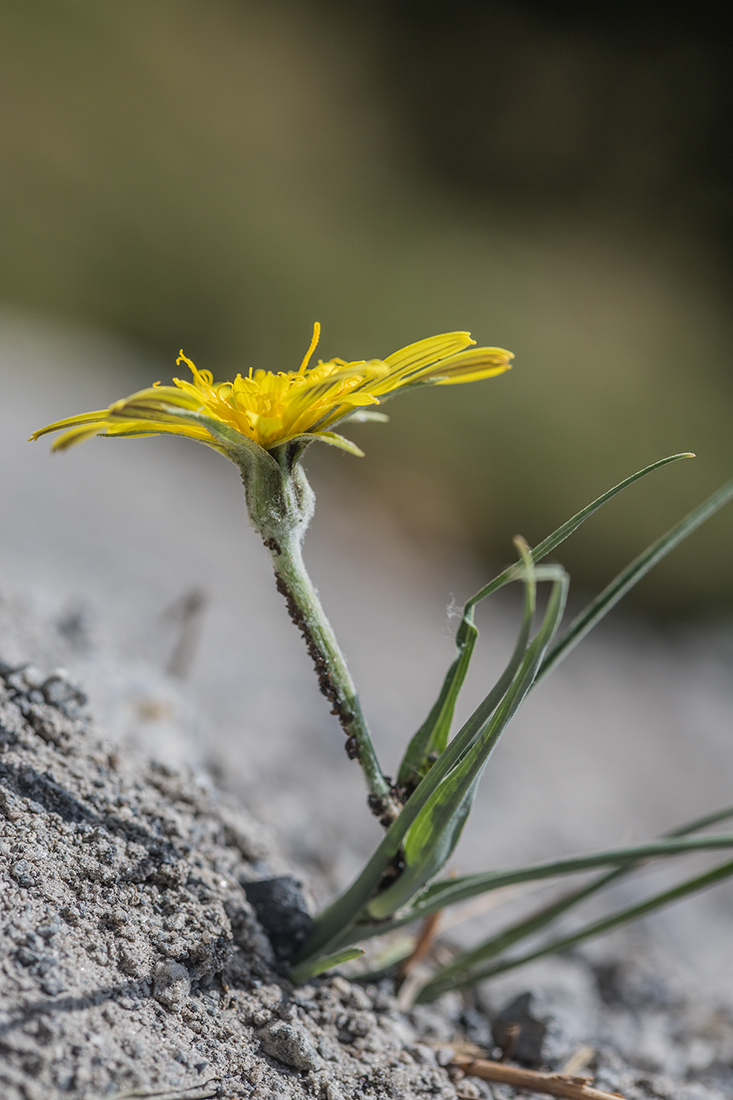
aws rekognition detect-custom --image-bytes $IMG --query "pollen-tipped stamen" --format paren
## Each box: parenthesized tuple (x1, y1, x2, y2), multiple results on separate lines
(298, 321, 321, 375)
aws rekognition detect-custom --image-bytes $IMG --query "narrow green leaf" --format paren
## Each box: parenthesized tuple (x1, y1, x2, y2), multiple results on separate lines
(413, 835, 733, 998)
(366, 567, 568, 920)
(396, 611, 479, 788)
(538, 477, 733, 682)
(396, 546, 537, 888)
(529, 453, 694, 562)
(348, 803, 733, 949)
(666, 804, 733, 836)
(414, 807, 733, 995)
(404, 833, 733, 917)
(397, 454, 693, 788)
(423, 857, 733, 994)
(289, 946, 365, 983)
(398, 539, 537, 790)
(353, 831, 733, 940)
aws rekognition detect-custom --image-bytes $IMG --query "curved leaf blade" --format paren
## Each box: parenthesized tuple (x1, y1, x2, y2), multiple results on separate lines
(538, 477, 733, 682)
(397, 454, 693, 787)
(289, 947, 365, 983)
(367, 568, 568, 920)
(422, 857, 733, 995)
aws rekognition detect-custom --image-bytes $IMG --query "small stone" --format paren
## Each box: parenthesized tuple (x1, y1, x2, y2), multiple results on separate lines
(20, 666, 44, 690)
(36, 916, 61, 940)
(243, 876, 313, 964)
(118, 947, 144, 976)
(317, 1036, 339, 1061)
(259, 1020, 320, 1071)
(11, 859, 36, 887)
(15, 946, 40, 967)
(408, 1043, 435, 1065)
(41, 670, 87, 716)
(23, 1051, 44, 1077)
(492, 992, 546, 1067)
(40, 974, 65, 996)
(345, 1010, 375, 1037)
(153, 960, 191, 1011)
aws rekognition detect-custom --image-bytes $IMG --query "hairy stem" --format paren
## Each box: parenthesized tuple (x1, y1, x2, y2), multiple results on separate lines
(267, 533, 399, 824)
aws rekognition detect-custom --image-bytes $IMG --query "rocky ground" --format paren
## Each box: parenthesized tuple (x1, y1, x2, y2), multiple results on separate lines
(0, 657, 458, 1100)
(2, 652, 733, 1100)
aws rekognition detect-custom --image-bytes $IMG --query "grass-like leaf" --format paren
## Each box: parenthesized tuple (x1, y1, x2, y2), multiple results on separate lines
(537, 477, 733, 682)
(410, 806, 733, 996)
(368, 565, 568, 919)
(409, 839, 733, 997)
(397, 453, 693, 789)
(419, 857, 733, 997)
(289, 946, 365, 983)
(392, 833, 733, 920)
(350, 828, 733, 944)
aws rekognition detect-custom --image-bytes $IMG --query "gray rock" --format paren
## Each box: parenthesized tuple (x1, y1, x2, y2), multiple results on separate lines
(491, 991, 547, 1066)
(153, 960, 191, 1011)
(259, 1020, 320, 1071)
(243, 876, 313, 965)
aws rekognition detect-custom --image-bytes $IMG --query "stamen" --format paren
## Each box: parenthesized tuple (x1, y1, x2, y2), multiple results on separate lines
(177, 350, 196, 371)
(298, 322, 321, 375)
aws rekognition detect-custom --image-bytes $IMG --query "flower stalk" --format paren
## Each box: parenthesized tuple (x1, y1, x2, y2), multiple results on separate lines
(268, 532, 397, 820)
(239, 443, 400, 822)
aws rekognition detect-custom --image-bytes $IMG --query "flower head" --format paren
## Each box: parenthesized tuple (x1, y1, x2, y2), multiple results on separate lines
(32, 326, 512, 459)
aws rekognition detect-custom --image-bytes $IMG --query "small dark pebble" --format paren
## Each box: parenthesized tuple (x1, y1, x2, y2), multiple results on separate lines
(492, 991, 547, 1067)
(243, 875, 313, 964)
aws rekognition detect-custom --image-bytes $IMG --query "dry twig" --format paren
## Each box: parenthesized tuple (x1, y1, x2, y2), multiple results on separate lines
(450, 1053, 624, 1100)
(398, 910, 442, 978)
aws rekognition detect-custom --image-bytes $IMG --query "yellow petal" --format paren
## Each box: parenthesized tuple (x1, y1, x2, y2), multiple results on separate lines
(382, 332, 475, 377)
(429, 347, 513, 385)
(50, 423, 113, 451)
(30, 409, 112, 441)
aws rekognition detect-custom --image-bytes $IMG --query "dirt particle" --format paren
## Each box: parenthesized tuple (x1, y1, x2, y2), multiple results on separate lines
(259, 1020, 320, 1071)
(153, 960, 191, 1011)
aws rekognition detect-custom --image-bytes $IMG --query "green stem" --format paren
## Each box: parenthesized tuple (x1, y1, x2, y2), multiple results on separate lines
(236, 443, 398, 823)
(268, 531, 397, 822)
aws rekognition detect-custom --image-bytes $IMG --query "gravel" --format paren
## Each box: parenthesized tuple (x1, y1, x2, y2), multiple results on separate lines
(0, 658, 461, 1100)
(2, 648, 733, 1100)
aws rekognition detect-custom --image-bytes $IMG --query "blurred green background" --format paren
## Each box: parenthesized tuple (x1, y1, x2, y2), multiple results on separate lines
(2, 0, 732, 612)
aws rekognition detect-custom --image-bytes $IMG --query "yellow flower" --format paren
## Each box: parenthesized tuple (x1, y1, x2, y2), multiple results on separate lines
(32, 326, 512, 458)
